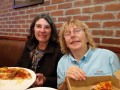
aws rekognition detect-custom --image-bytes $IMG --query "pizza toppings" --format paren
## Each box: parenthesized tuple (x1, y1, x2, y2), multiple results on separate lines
(0, 67, 32, 80)
(90, 81, 112, 90)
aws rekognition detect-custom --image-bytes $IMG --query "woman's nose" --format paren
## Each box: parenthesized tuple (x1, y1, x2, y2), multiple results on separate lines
(70, 31, 76, 36)
(40, 27, 45, 32)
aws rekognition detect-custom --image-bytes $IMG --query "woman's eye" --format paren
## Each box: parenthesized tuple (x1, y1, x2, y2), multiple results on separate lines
(76, 29, 79, 32)
(66, 33, 70, 35)
(36, 25, 41, 28)
(45, 26, 50, 29)
(65, 32, 70, 36)
(75, 29, 81, 33)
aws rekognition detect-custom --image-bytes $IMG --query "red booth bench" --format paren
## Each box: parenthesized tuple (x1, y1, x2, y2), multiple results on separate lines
(0, 36, 120, 67)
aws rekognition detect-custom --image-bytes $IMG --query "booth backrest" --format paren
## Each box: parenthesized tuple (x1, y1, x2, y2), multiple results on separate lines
(0, 36, 119, 67)
(0, 37, 26, 67)
(98, 45, 120, 60)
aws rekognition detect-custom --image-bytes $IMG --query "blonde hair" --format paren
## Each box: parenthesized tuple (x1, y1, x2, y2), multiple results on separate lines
(59, 19, 96, 54)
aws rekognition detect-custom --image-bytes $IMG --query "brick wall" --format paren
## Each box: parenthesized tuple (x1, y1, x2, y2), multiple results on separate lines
(0, 0, 120, 49)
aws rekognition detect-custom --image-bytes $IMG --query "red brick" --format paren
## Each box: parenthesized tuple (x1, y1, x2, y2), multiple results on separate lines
(12, 12, 17, 16)
(73, 15, 90, 20)
(22, 25, 29, 28)
(26, 9, 33, 14)
(22, 33, 28, 37)
(15, 25, 21, 28)
(74, 0, 91, 7)
(103, 21, 120, 28)
(58, 16, 72, 22)
(83, 6, 102, 13)
(9, 33, 14, 36)
(86, 22, 100, 28)
(117, 12, 120, 19)
(6, 12, 11, 17)
(12, 21, 18, 24)
(65, 8, 80, 15)
(34, 7, 44, 12)
(92, 13, 114, 20)
(52, 0, 64, 4)
(12, 29, 18, 32)
(6, 29, 11, 32)
(105, 3, 120, 11)
(93, 37, 100, 43)
(1, 21, 5, 24)
(66, 0, 73, 2)
(9, 16, 15, 20)
(102, 38, 120, 45)
(51, 10, 63, 16)
(3, 25, 8, 28)
(18, 29, 25, 33)
(4, 4, 11, 9)
(55, 23, 63, 29)
(58, 3, 72, 9)
(92, 30, 113, 36)
(18, 10, 25, 14)
(22, 15, 29, 19)
(116, 30, 120, 37)
(94, 0, 114, 4)
(19, 20, 25, 24)
(15, 33, 21, 37)
(30, 14, 37, 19)
(44, 0, 50, 5)
(9, 25, 14, 28)
(15, 16, 21, 20)
(52, 17, 57, 22)
(0, 25, 2, 28)
(26, 19, 33, 24)
(6, 21, 12, 24)
(3, 17, 8, 20)
(45, 5, 57, 11)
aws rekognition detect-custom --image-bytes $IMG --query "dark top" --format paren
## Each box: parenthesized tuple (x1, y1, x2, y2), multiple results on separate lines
(17, 40, 63, 88)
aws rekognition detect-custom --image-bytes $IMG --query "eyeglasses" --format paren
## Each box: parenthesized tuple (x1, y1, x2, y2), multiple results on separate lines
(64, 29, 83, 37)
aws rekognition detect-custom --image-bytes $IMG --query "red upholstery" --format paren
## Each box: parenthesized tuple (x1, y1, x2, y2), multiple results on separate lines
(0, 38, 26, 67)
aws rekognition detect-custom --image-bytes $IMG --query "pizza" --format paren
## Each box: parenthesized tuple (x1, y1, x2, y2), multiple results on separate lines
(90, 81, 112, 90)
(0, 67, 32, 80)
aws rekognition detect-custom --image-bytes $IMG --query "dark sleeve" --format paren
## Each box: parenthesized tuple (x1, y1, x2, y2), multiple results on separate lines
(43, 45, 63, 88)
(43, 77, 57, 88)
(16, 42, 32, 69)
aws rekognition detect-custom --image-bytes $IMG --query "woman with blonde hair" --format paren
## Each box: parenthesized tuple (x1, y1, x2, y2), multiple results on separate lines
(57, 19, 120, 89)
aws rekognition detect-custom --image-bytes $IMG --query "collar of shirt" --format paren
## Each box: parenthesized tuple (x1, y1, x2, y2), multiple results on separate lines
(69, 47, 94, 63)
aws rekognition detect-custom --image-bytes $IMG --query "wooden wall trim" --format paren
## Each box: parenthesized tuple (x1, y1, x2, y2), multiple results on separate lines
(98, 45, 120, 53)
(0, 36, 27, 41)
(0, 36, 119, 53)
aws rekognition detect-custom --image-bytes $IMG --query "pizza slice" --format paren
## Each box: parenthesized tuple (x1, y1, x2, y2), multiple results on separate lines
(0, 67, 31, 80)
(90, 81, 112, 90)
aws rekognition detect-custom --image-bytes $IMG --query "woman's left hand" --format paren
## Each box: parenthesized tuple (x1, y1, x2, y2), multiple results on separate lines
(33, 73, 46, 87)
(66, 66, 86, 81)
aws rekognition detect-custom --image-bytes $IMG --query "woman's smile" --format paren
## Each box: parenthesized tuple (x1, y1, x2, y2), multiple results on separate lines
(70, 40, 80, 44)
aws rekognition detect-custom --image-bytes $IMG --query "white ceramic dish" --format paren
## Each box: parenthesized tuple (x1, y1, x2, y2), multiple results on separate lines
(27, 87, 57, 90)
(0, 67, 36, 90)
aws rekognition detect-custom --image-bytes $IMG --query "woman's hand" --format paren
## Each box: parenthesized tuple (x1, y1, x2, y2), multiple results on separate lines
(32, 73, 46, 87)
(66, 66, 86, 81)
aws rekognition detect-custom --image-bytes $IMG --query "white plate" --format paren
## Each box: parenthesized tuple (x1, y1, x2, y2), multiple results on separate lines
(0, 67, 36, 90)
(27, 87, 57, 90)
